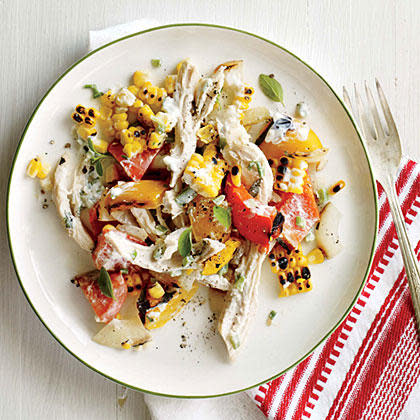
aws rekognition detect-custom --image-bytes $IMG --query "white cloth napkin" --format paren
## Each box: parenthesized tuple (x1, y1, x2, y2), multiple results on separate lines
(89, 20, 265, 420)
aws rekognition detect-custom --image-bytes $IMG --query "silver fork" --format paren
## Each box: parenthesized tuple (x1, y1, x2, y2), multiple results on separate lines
(343, 80, 420, 331)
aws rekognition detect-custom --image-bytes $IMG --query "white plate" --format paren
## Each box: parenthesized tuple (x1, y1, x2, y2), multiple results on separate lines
(7, 24, 377, 397)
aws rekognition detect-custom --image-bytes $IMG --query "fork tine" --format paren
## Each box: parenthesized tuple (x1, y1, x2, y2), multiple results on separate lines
(375, 79, 397, 135)
(353, 83, 370, 139)
(342, 86, 354, 115)
(364, 81, 385, 139)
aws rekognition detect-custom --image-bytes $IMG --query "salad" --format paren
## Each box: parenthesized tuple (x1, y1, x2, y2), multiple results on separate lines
(27, 59, 344, 360)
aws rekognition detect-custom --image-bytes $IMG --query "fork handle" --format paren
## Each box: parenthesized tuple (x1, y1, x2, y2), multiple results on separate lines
(383, 176, 420, 329)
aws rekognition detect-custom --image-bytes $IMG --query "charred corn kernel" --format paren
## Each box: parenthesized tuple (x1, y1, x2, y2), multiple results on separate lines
(182, 144, 228, 198)
(148, 282, 165, 299)
(114, 107, 128, 115)
(197, 124, 218, 144)
(75, 104, 87, 115)
(127, 85, 139, 96)
(26, 158, 42, 178)
(83, 116, 96, 127)
(91, 138, 108, 154)
(271, 243, 312, 297)
(114, 120, 129, 131)
(86, 107, 100, 119)
(131, 99, 143, 109)
(147, 86, 159, 104)
(307, 248, 324, 264)
(99, 118, 113, 129)
(100, 90, 115, 108)
(125, 272, 142, 292)
(269, 156, 308, 194)
(99, 106, 113, 120)
(128, 125, 147, 138)
(244, 86, 254, 96)
(132, 139, 144, 154)
(133, 71, 148, 88)
(231, 165, 242, 187)
(328, 180, 346, 195)
(112, 113, 128, 121)
(202, 239, 240, 275)
(137, 104, 155, 126)
(102, 224, 115, 233)
(164, 75, 176, 95)
(138, 81, 153, 102)
(148, 132, 165, 149)
(121, 342, 131, 349)
(71, 112, 84, 124)
(77, 125, 97, 140)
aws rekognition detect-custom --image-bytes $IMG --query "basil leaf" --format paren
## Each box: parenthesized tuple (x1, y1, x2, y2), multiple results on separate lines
(98, 267, 115, 299)
(213, 206, 231, 229)
(175, 188, 197, 206)
(248, 161, 264, 177)
(178, 227, 192, 257)
(95, 160, 103, 176)
(87, 137, 96, 153)
(84, 84, 104, 99)
(268, 310, 277, 320)
(151, 58, 161, 68)
(259, 74, 284, 104)
(182, 255, 194, 267)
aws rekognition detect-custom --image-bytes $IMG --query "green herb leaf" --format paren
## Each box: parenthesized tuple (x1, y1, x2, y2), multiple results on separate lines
(178, 227, 192, 257)
(213, 195, 225, 205)
(120, 269, 129, 274)
(213, 206, 231, 229)
(234, 273, 245, 291)
(268, 310, 277, 320)
(175, 188, 197, 206)
(295, 216, 305, 227)
(131, 250, 138, 260)
(248, 160, 264, 177)
(259, 74, 284, 104)
(248, 178, 262, 197)
(219, 136, 227, 149)
(98, 267, 115, 299)
(151, 58, 161, 68)
(218, 264, 229, 276)
(63, 212, 74, 229)
(121, 154, 129, 160)
(84, 84, 104, 99)
(95, 160, 103, 176)
(316, 188, 329, 207)
(182, 255, 194, 267)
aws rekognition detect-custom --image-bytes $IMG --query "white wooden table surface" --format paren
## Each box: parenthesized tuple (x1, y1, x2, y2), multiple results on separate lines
(1, 0, 419, 418)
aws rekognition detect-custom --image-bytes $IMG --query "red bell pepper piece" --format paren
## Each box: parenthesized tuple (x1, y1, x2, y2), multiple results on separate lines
(75, 271, 127, 323)
(272, 179, 319, 249)
(108, 141, 161, 181)
(225, 175, 280, 247)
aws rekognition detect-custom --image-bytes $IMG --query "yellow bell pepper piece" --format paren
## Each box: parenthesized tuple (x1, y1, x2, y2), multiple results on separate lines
(202, 239, 240, 275)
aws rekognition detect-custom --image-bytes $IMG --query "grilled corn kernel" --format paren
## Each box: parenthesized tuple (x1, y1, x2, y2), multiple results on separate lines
(131, 99, 143, 109)
(77, 125, 97, 140)
(164, 75, 176, 95)
(133, 71, 148, 88)
(270, 156, 308, 194)
(147, 86, 159, 104)
(75, 104, 87, 115)
(71, 112, 84, 124)
(137, 104, 155, 126)
(91, 138, 109, 154)
(307, 248, 324, 265)
(127, 85, 139, 96)
(99, 106, 113, 120)
(138, 81, 153, 101)
(202, 239, 240, 275)
(83, 116, 96, 127)
(148, 132, 165, 149)
(132, 140, 144, 154)
(123, 143, 134, 158)
(182, 144, 228, 198)
(26, 158, 42, 178)
(148, 282, 165, 299)
(113, 120, 129, 131)
(102, 224, 115, 233)
(100, 91, 115, 108)
(121, 342, 131, 349)
(125, 272, 142, 292)
(128, 125, 147, 138)
(328, 180, 346, 195)
(231, 165, 242, 187)
(120, 129, 133, 145)
(197, 124, 218, 144)
(87, 107, 100, 119)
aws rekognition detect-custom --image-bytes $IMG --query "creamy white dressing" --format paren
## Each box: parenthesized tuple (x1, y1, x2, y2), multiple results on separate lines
(115, 88, 136, 107)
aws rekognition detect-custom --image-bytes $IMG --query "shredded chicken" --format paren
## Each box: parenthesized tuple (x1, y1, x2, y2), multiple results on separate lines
(130, 208, 160, 242)
(53, 151, 94, 252)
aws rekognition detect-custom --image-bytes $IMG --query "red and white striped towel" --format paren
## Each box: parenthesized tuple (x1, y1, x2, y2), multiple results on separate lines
(249, 158, 420, 420)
